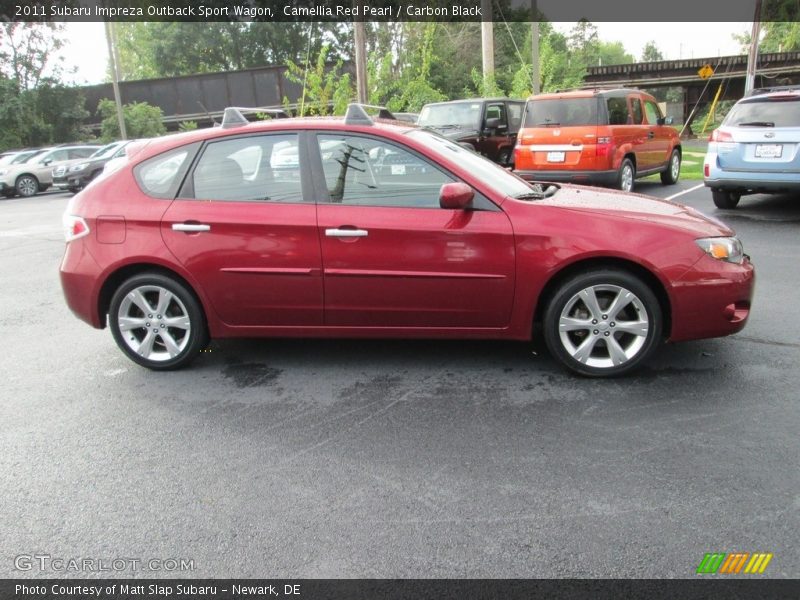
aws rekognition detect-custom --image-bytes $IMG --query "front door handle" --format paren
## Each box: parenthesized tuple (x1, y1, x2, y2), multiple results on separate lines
(648, 131, 655, 139)
(172, 223, 211, 232)
(325, 228, 368, 238)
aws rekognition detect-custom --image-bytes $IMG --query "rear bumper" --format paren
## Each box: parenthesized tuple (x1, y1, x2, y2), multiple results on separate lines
(669, 255, 755, 342)
(515, 169, 618, 186)
(704, 177, 800, 193)
(60, 241, 104, 329)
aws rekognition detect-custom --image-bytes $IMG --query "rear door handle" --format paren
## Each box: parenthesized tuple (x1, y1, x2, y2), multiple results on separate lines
(172, 223, 211, 232)
(325, 228, 368, 238)
(648, 131, 655, 139)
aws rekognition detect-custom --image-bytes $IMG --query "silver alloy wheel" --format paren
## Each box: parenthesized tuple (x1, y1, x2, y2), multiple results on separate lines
(620, 164, 634, 192)
(558, 284, 649, 369)
(670, 152, 680, 180)
(16, 176, 38, 197)
(117, 285, 191, 362)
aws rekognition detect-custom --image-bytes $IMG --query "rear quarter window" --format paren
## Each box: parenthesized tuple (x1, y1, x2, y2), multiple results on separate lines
(133, 143, 200, 199)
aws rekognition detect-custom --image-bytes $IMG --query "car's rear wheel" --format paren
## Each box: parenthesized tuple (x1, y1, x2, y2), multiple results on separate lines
(496, 148, 512, 167)
(660, 149, 681, 185)
(712, 189, 741, 209)
(109, 273, 208, 370)
(67, 186, 81, 194)
(617, 159, 635, 193)
(15, 175, 39, 197)
(543, 269, 663, 377)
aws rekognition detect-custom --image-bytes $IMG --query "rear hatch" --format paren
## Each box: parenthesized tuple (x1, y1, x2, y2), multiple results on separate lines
(716, 94, 800, 173)
(517, 96, 601, 170)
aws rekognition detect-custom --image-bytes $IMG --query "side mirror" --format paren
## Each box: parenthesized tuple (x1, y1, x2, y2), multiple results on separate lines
(439, 182, 474, 210)
(657, 116, 674, 126)
(484, 117, 501, 130)
(42, 158, 52, 166)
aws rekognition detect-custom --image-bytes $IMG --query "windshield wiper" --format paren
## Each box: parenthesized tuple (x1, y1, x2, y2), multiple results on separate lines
(737, 121, 775, 127)
(535, 121, 560, 127)
(515, 184, 559, 200)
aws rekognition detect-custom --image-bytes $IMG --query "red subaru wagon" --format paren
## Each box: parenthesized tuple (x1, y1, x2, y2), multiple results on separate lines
(60, 104, 754, 377)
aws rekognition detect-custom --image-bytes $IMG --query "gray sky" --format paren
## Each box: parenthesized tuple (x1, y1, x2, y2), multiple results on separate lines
(58, 21, 750, 86)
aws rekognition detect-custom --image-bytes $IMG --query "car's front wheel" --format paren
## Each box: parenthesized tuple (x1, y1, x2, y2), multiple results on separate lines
(109, 273, 208, 370)
(712, 189, 741, 209)
(660, 149, 681, 185)
(543, 269, 663, 377)
(15, 175, 39, 197)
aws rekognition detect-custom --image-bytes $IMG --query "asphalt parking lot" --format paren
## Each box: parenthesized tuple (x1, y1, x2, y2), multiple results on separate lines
(1, 180, 798, 579)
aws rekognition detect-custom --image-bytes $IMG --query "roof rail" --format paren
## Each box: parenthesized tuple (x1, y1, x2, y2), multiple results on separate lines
(344, 103, 396, 125)
(748, 84, 800, 96)
(221, 106, 290, 129)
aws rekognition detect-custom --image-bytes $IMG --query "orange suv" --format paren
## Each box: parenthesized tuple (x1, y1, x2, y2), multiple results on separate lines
(514, 88, 681, 192)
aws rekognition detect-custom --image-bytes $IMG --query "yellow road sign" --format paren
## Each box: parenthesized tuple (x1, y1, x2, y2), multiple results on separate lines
(698, 64, 714, 79)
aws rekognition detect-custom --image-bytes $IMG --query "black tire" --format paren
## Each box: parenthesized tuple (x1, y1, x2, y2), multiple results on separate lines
(109, 273, 208, 371)
(617, 158, 635, 193)
(1, 191, 15, 199)
(67, 186, 81, 194)
(542, 269, 663, 377)
(15, 174, 39, 197)
(660, 149, 681, 185)
(496, 148, 512, 167)
(712, 189, 741, 209)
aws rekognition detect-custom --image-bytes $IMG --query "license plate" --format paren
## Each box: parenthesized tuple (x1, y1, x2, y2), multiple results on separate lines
(755, 144, 782, 158)
(546, 151, 565, 162)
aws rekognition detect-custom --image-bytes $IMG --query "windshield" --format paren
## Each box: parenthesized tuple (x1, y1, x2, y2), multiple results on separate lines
(90, 142, 124, 159)
(725, 97, 800, 128)
(9, 150, 42, 165)
(407, 129, 532, 198)
(418, 102, 482, 130)
(523, 98, 599, 127)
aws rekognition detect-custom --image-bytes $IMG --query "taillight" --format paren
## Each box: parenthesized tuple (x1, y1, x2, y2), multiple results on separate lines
(596, 136, 612, 157)
(63, 214, 89, 242)
(704, 164, 710, 177)
(709, 129, 733, 142)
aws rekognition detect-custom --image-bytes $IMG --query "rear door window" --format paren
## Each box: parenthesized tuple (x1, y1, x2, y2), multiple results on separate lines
(630, 98, 644, 124)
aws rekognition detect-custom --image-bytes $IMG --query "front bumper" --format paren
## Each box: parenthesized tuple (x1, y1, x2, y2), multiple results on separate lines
(515, 169, 619, 186)
(669, 255, 755, 342)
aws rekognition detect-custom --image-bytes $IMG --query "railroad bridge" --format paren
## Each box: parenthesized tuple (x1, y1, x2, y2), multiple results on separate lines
(584, 52, 800, 135)
(81, 52, 800, 135)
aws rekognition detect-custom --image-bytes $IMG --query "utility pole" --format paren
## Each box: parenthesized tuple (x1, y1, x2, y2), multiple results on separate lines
(531, 0, 540, 94)
(353, 21, 368, 104)
(104, 20, 127, 139)
(481, 0, 494, 89)
(745, 0, 763, 95)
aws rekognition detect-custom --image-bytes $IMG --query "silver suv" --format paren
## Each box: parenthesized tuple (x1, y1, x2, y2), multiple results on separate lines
(0, 144, 101, 198)
(704, 86, 800, 208)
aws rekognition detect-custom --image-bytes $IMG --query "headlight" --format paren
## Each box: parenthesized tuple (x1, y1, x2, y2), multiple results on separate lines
(696, 237, 744, 264)
(69, 163, 89, 172)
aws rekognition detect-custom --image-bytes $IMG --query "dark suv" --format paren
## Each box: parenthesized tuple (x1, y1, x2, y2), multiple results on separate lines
(417, 98, 524, 166)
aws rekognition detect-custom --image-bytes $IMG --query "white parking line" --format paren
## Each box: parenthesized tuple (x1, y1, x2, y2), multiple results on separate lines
(665, 183, 705, 201)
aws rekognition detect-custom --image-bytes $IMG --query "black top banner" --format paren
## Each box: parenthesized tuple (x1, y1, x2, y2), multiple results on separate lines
(2, 0, 799, 22)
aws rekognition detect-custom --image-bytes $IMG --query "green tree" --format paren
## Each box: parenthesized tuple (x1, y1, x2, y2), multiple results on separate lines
(0, 22, 67, 89)
(98, 99, 166, 141)
(596, 41, 634, 66)
(285, 45, 353, 116)
(641, 41, 664, 62)
(114, 22, 349, 80)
